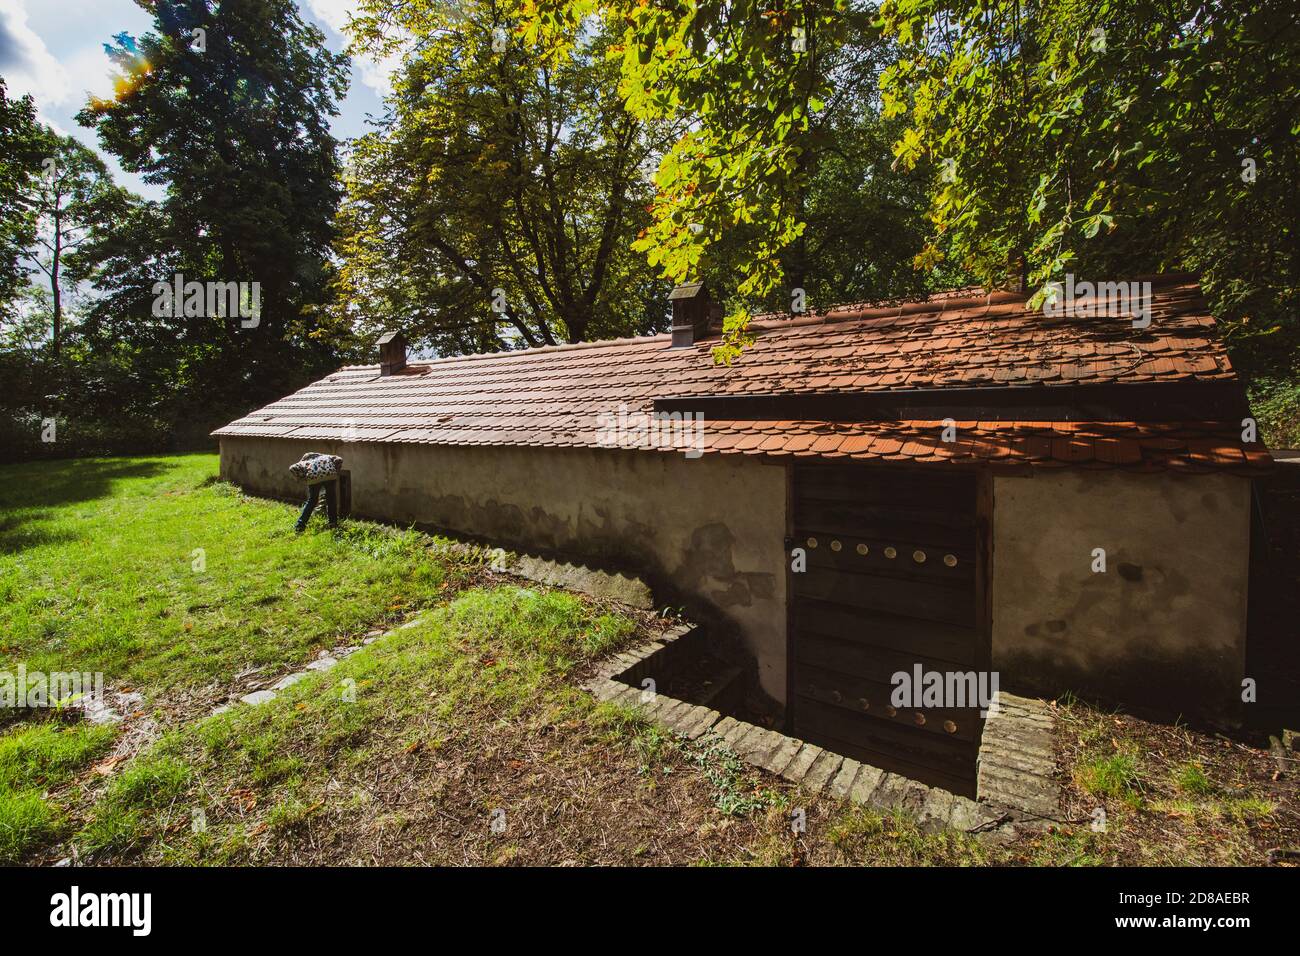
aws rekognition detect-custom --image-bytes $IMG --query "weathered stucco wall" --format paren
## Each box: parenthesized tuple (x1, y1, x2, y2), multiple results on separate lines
(991, 470, 1250, 718)
(222, 434, 1250, 720)
(220, 437, 790, 703)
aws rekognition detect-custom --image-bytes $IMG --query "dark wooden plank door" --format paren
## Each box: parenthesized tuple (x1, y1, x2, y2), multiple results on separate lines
(790, 462, 987, 797)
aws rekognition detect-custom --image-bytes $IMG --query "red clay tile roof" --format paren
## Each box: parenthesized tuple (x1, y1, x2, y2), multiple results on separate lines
(214, 276, 1269, 474)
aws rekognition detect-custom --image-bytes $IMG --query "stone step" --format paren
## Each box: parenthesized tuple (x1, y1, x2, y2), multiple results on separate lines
(581, 650, 1063, 840)
(802, 751, 845, 794)
(695, 664, 744, 711)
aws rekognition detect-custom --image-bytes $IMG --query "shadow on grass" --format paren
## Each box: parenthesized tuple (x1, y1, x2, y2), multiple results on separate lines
(0, 457, 179, 555)
(0, 511, 81, 556)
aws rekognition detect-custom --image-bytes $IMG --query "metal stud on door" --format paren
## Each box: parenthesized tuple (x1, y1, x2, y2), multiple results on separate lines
(789, 462, 985, 797)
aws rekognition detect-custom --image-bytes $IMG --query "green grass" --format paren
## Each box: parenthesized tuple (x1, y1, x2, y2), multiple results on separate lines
(0, 722, 117, 863)
(0, 790, 62, 863)
(1053, 699, 1293, 865)
(1174, 761, 1215, 796)
(0, 722, 118, 792)
(0, 452, 481, 863)
(76, 585, 637, 862)
(1222, 796, 1276, 822)
(1076, 751, 1143, 804)
(818, 805, 993, 867)
(0, 454, 462, 693)
(79, 756, 193, 854)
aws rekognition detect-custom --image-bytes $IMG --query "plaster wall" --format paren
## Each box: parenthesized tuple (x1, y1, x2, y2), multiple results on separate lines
(220, 437, 790, 702)
(990, 469, 1251, 718)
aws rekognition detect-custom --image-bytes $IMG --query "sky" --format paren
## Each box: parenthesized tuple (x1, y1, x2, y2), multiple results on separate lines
(0, 0, 391, 199)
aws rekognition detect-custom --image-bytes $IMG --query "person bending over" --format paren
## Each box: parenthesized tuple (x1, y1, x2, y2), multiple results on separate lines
(288, 452, 343, 533)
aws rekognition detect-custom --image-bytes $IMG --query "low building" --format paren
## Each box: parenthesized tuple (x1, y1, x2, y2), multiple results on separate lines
(215, 275, 1269, 794)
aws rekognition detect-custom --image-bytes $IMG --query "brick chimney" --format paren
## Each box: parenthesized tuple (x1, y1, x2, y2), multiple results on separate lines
(668, 282, 719, 348)
(377, 331, 406, 376)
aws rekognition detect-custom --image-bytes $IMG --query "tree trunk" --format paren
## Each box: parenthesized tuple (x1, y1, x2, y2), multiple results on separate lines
(564, 310, 588, 345)
(50, 207, 62, 359)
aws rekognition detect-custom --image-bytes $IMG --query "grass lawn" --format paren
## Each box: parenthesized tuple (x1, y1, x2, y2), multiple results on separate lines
(0, 454, 474, 861)
(1053, 699, 1296, 865)
(0, 454, 460, 693)
(67, 585, 1001, 866)
(0, 453, 1294, 866)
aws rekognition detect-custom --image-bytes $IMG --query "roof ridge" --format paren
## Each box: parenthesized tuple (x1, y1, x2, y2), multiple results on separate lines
(333, 287, 1000, 374)
(336, 331, 675, 373)
(335, 276, 1206, 372)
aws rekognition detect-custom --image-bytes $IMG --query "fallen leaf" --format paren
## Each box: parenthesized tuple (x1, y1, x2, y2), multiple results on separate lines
(92, 755, 125, 776)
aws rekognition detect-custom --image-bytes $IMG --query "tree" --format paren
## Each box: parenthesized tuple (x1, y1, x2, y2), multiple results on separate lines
(75, 0, 351, 426)
(0, 81, 44, 317)
(337, 0, 669, 354)
(515, 0, 942, 360)
(601, 0, 859, 358)
(27, 135, 126, 358)
(701, 12, 946, 317)
(877, 0, 1300, 342)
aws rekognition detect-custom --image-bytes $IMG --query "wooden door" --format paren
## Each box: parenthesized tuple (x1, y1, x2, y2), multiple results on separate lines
(789, 462, 987, 797)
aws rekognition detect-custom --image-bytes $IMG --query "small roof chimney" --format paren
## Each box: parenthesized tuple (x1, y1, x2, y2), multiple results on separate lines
(377, 331, 406, 376)
(669, 282, 719, 348)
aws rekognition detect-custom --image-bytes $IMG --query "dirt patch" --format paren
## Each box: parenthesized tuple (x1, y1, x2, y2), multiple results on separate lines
(1047, 700, 1300, 866)
(175, 724, 823, 866)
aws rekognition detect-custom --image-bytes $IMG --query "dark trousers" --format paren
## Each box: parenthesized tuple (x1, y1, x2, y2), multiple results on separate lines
(296, 480, 338, 531)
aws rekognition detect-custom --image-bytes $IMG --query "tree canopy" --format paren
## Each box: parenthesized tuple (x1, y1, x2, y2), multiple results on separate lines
(3, 0, 1299, 456)
(26, 134, 128, 358)
(335, 0, 672, 354)
(73, 0, 352, 436)
(2, 0, 354, 459)
(878, 0, 1300, 349)
(511, 0, 1299, 375)
(511, 0, 949, 359)
(0, 81, 44, 314)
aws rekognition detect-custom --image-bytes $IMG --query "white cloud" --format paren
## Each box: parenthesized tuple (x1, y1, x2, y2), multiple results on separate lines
(303, 0, 400, 98)
(0, 0, 72, 106)
(302, 0, 358, 35)
(58, 44, 121, 107)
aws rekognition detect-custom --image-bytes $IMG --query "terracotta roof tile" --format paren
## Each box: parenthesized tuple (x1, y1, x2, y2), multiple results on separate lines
(1094, 437, 1143, 465)
(214, 277, 1265, 475)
